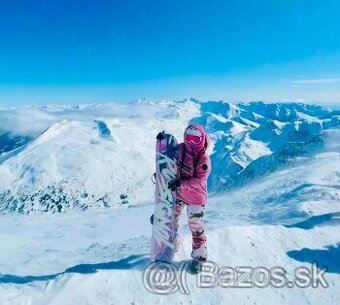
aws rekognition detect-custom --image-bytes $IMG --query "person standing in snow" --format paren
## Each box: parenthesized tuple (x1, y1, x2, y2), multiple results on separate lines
(168, 124, 211, 270)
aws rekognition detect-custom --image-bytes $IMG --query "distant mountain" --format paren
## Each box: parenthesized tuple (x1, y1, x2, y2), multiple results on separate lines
(0, 99, 338, 213)
(191, 101, 339, 191)
(0, 131, 32, 154)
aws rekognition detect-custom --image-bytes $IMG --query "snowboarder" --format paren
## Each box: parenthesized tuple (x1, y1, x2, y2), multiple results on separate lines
(168, 124, 211, 273)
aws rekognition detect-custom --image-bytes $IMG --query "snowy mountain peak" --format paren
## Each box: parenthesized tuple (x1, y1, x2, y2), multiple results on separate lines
(0, 100, 338, 213)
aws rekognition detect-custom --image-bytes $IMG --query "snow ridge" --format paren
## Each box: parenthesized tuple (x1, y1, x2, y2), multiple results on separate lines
(0, 100, 338, 213)
(192, 101, 339, 191)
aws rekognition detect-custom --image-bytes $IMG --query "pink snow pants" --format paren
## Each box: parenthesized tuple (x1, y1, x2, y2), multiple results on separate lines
(174, 199, 207, 262)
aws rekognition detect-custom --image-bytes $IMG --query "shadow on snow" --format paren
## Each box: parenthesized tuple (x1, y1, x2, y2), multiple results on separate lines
(287, 244, 340, 274)
(285, 212, 340, 230)
(0, 254, 149, 285)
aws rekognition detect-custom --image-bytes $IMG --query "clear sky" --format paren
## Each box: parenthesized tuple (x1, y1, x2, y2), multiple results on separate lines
(0, 0, 340, 105)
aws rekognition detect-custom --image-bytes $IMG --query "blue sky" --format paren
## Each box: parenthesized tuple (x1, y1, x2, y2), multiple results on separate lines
(0, 0, 340, 104)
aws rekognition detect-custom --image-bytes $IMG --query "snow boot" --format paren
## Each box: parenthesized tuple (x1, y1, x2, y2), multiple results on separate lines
(187, 259, 203, 274)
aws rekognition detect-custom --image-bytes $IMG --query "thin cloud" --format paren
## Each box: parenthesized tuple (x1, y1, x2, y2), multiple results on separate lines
(292, 78, 340, 85)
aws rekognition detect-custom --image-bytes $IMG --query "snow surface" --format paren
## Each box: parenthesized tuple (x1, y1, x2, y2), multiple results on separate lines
(0, 99, 338, 213)
(0, 99, 339, 304)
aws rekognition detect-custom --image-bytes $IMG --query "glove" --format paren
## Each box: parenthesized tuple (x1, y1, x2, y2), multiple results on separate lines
(167, 179, 180, 191)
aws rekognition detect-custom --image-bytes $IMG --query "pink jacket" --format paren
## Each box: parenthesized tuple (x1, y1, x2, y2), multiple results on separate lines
(176, 124, 211, 205)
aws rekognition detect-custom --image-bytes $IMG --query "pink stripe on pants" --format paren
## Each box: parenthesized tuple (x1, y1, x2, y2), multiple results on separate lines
(174, 199, 207, 262)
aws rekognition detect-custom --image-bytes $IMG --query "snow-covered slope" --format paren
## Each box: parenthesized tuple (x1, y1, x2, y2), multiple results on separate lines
(193, 101, 339, 191)
(0, 99, 338, 213)
(0, 119, 339, 305)
(0, 100, 200, 213)
(0, 100, 339, 305)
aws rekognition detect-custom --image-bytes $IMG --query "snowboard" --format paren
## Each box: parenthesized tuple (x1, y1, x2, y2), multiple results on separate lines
(150, 131, 179, 262)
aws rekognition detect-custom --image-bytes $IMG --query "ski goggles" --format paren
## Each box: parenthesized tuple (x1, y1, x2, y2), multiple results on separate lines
(185, 127, 203, 145)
